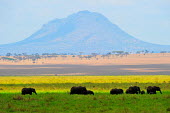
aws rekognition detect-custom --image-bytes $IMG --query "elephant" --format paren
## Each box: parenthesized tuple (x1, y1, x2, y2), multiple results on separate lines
(86, 90, 94, 95)
(21, 88, 37, 95)
(141, 90, 145, 94)
(125, 89, 131, 94)
(110, 88, 123, 95)
(147, 86, 162, 94)
(126, 86, 141, 94)
(70, 86, 87, 95)
(149, 92, 155, 94)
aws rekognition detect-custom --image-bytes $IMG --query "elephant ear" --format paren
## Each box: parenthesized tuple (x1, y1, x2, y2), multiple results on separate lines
(32, 88, 35, 91)
(153, 86, 159, 90)
(157, 87, 161, 90)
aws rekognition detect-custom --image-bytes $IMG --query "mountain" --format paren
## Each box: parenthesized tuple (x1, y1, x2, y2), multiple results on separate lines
(1, 10, 170, 55)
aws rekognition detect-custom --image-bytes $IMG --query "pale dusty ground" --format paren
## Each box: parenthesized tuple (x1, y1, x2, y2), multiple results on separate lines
(0, 53, 170, 75)
(1, 53, 170, 65)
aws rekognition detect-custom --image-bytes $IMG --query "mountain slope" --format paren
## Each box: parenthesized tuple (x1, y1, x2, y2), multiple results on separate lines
(1, 10, 170, 54)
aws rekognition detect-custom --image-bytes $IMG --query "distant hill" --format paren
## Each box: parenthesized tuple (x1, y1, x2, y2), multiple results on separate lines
(1, 10, 170, 55)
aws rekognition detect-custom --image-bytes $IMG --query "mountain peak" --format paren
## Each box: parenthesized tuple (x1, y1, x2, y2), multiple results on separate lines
(68, 10, 106, 19)
(77, 10, 91, 14)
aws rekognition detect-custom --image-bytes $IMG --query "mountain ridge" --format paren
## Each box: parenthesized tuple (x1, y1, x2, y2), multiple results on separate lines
(0, 10, 170, 54)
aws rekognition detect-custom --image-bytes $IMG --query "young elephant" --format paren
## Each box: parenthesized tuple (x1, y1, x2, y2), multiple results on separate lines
(141, 90, 145, 94)
(86, 90, 94, 95)
(21, 88, 37, 95)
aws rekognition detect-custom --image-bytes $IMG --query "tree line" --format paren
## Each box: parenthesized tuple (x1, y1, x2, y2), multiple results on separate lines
(0, 50, 170, 63)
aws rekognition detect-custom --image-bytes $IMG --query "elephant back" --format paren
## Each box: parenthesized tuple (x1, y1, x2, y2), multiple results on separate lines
(70, 86, 87, 94)
(126, 86, 141, 94)
(110, 88, 123, 94)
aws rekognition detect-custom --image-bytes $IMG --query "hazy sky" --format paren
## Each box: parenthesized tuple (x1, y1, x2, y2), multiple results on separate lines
(0, 0, 170, 45)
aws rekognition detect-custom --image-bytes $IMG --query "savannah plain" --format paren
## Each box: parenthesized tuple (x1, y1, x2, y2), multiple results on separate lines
(1, 53, 170, 75)
(0, 53, 170, 113)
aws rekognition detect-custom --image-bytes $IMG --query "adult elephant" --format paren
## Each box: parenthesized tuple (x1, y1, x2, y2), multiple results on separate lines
(147, 86, 162, 94)
(21, 88, 37, 95)
(86, 90, 94, 95)
(110, 88, 123, 95)
(70, 86, 87, 95)
(126, 86, 141, 94)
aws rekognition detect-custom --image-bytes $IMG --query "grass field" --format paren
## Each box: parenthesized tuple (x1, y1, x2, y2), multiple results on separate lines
(0, 75, 170, 113)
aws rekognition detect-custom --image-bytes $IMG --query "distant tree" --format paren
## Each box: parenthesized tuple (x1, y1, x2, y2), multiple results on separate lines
(112, 51, 124, 55)
(14, 53, 18, 56)
(84, 55, 92, 60)
(91, 53, 98, 58)
(51, 53, 57, 55)
(160, 51, 167, 56)
(105, 52, 112, 59)
(160, 51, 167, 53)
(70, 53, 76, 55)
(6, 53, 12, 56)
(124, 52, 129, 56)
(116, 51, 124, 54)
(35, 53, 40, 59)
(22, 53, 27, 56)
(112, 51, 116, 56)
(101, 55, 107, 59)
(61, 55, 67, 60)
(144, 50, 149, 54)
(78, 52, 84, 60)
(42, 53, 49, 56)
(106, 52, 111, 55)
(136, 51, 140, 54)
(61, 53, 68, 55)
(79, 52, 83, 56)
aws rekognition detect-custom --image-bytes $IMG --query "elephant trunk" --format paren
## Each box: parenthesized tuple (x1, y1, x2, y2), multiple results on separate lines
(34, 91, 37, 95)
(160, 90, 162, 94)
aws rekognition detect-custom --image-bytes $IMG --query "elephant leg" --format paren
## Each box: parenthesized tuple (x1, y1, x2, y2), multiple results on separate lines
(147, 90, 150, 94)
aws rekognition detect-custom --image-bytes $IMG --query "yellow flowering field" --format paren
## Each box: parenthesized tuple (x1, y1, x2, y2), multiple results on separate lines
(0, 75, 169, 84)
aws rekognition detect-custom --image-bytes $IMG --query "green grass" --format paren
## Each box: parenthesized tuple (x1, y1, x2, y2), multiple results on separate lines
(0, 92, 169, 113)
(0, 83, 170, 113)
(0, 75, 169, 113)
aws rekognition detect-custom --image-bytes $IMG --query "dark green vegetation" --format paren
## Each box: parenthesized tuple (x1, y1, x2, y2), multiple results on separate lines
(1, 57, 15, 61)
(0, 83, 170, 113)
